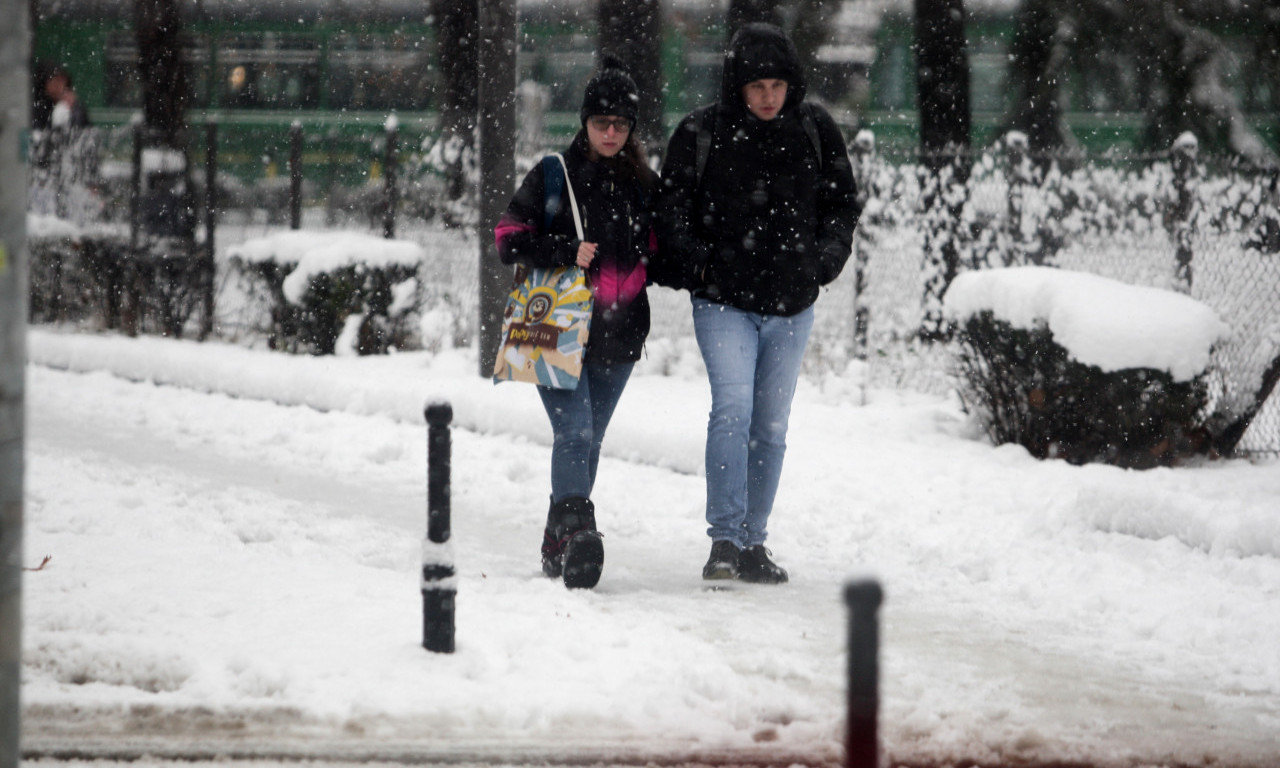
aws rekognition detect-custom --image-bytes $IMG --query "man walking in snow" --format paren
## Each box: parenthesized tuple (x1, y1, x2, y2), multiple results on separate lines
(657, 23, 861, 583)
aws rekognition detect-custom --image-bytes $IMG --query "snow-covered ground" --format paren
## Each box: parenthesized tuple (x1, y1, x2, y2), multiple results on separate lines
(19, 326, 1280, 768)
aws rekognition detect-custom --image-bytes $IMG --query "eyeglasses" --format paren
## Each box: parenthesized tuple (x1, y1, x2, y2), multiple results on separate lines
(588, 116, 632, 133)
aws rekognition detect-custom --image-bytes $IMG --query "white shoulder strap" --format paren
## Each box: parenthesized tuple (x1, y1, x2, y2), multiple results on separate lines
(553, 153, 584, 241)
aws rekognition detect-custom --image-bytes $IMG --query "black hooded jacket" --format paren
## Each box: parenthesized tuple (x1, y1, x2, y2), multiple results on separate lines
(655, 23, 861, 317)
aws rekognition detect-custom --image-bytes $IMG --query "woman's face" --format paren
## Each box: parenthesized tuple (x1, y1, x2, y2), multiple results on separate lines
(742, 78, 788, 121)
(586, 115, 631, 159)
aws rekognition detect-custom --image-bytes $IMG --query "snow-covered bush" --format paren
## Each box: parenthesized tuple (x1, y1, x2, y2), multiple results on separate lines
(945, 267, 1230, 467)
(954, 312, 1213, 467)
(228, 231, 425, 355)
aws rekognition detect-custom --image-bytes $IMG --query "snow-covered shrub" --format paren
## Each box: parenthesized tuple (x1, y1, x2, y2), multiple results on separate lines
(405, 130, 477, 229)
(26, 214, 206, 336)
(945, 267, 1229, 468)
(953, 312, 1212, 468)
(229, 231, 425, 355)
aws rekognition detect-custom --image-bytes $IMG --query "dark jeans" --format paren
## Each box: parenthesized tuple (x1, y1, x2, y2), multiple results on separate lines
(537, 361, 635, 502)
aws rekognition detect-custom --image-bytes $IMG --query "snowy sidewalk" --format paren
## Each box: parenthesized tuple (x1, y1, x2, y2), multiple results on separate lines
(21, 328, 1280, 768)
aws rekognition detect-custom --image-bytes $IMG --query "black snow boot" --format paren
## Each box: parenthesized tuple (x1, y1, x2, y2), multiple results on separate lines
(540, 497, 564, 578)
(702, 540, 740, 581)
(545, 496, 604, 589)
(737, 544, 789, 584)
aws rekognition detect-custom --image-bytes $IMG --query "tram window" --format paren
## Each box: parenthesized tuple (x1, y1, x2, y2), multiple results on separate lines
(871, 44, 910, 112)
(104, 60, 142, 109)
(220, 33, 321, 109)
(328, 32, 435, 111)
(969, 52, 1007, 113)
(103, 30, 210, 109)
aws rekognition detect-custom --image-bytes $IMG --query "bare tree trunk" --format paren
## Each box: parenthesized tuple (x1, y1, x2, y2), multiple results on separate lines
(598, 0, 665, 152)
(1004, 0, 1073, 153)
(477, 0, 516, 377)
(135, 0, 189, 148)
(1018, 0, 1277, 164)
(791, 0, 840, 102)
(914, 0, 970, 342)
(432, 0, 478, 208)
(915, 0, 970, 169)
(0, 2, 28, 764)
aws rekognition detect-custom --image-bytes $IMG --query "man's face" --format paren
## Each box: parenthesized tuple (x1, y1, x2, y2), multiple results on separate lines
(45, 74, 68, 100)
(741, 78, 788, 121)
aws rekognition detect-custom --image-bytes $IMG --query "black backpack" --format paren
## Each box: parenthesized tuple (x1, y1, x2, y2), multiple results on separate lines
(692, 101, 824, 186)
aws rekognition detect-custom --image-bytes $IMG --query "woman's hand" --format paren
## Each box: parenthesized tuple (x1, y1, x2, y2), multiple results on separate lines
(576, 241, 598, 269)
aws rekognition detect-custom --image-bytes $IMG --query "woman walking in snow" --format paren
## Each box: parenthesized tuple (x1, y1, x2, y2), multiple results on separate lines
(657, 23, 861, 583)
(494, 56, 660, 589)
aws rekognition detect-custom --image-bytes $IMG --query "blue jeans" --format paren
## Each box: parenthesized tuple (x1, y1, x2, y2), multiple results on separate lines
(692, 297, 814, 548)
(538, 361, 635, 502)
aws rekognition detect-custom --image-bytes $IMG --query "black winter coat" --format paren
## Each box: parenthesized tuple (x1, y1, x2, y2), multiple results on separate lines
(656, 25, 861, 317)
(495, 133, 656, 364)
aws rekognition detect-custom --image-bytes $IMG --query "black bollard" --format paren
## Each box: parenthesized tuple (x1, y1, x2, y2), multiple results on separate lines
(845, 579, 884, 768)
(383, 115, 399, 239)
(422, 401, 455, 653)
(289, 120, 303, 230)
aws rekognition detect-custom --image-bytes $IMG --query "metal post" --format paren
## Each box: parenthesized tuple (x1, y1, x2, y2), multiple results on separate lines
(130, 122, 143, 252)
(289, 120, 302, 231)
(850, 129, 875, 364)
(1005, 130, 1030, 266)
(200, 121, 217, 340)
(422, 401, 455, 653)
(0, 6, 30, 765)
(845, 580, 884, 768)
(383, 115, 398, 239)
(1170, 132, 1197, 293)
(477, 0, 516, 376)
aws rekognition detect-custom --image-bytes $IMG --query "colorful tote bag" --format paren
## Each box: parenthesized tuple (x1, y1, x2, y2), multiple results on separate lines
(492, 154, 593, 389)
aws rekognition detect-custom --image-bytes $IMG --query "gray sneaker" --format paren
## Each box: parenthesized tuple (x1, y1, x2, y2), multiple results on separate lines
(702, 540, 739, 580)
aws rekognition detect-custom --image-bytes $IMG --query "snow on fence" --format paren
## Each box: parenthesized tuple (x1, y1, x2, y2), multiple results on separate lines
(26, 123, 1280, 455)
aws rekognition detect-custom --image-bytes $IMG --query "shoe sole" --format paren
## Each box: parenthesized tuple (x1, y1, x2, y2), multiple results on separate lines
(562, 531, 604, 589)
(738, 571, 789, 584)
(702, 565, 737, 581)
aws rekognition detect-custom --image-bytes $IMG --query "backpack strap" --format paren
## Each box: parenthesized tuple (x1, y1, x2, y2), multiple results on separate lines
(694, 102, 823, 184)
(541, 154, 564, 231)
(551, 153, 584, 240)
(693, 104, 716, 187)
(798, 102, 823, 173)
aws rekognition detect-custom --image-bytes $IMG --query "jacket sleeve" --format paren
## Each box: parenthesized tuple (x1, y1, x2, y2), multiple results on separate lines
(493, 162, 580, 269)
(811, 105, 862, 286)
(654, 115, 715, 290)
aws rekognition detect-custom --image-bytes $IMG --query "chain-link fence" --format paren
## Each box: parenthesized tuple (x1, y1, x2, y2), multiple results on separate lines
(791, 131, 1280, 457)
(27, 122, 1280, 456)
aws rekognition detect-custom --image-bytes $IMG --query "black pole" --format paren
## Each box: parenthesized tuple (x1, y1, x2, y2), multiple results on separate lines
(200, 121, 217, 340)
(383, 116, 398, 239)
(130, 123, 143, 252)
(289, 120, 303, 230)
(845, 579, 884, 768)
(422, 401, 455, 653)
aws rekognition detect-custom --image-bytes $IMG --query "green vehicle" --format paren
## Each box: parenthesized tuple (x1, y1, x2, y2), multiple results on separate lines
(32, 0, 1278, 185)
(30, 0, 732, 187)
